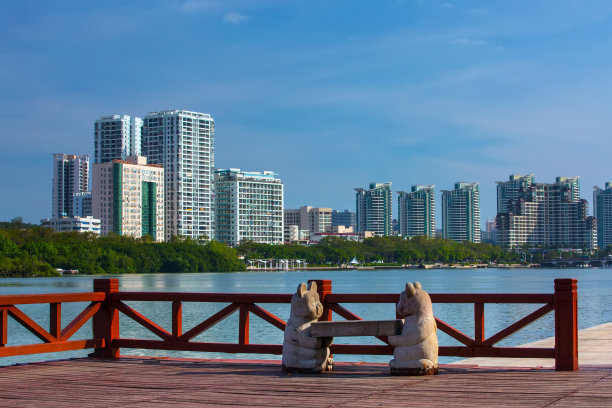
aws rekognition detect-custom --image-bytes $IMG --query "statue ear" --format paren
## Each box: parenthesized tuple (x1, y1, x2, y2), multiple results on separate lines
(414, 282, 422, 290)
(406, 282, 416, 297)
(308, 281, 318, 293)
(297, 283, 307, 297)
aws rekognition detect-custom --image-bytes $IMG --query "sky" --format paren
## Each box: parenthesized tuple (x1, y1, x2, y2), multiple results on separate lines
(2, 0, 612, 225)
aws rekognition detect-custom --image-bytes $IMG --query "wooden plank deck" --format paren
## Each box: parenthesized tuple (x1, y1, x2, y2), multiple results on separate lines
(0, 358, 611, 407)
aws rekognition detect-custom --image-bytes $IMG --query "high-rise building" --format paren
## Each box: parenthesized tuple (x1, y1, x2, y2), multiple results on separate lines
(331, 209, 356, 229)
(283, 206, 332, 236)
(214, 169, 283, 246)
(52, 154, 89, 218)
(496, 174, 534, 213)
(397, 185, 435, 238)
(142, 110, 214, 241)
(442, 182, 480, 243)
(94, 115, 142, 164)
(496, 175, 596, 250)
(355, 182, 392, 236)
(73, 192, 92, 217)
(92, 156, 164, 241)
(594, 183, 612, 250)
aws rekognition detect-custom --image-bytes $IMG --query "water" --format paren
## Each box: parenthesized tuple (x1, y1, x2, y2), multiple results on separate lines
(1, 268, 610, 366)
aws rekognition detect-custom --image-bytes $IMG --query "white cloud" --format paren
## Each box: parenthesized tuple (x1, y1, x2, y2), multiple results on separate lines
(223, 12, 249, 24)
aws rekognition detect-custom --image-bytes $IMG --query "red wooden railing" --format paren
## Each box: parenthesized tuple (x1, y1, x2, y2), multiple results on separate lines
(0, 278, 578, 371)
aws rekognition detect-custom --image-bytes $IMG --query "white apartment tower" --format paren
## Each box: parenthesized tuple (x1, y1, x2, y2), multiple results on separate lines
(398, 185, 436, 238)
(142, 110, 215, 241)
(94, 115, 142, 164)
(442, 182, 481, 243)
(92, 156, 164, 241)
(214, 169, 284, 246)
(52, 154, 89, 218)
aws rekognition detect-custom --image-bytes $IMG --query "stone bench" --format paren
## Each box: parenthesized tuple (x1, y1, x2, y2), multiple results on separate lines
(310, 319, 404, 338)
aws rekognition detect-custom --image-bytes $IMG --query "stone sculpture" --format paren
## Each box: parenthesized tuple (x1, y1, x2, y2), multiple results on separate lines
(282, 281, 333, 373)
(388, 281, 439, 375)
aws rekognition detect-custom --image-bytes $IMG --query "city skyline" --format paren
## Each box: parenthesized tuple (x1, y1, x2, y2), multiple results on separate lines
(2, 1, 612, 225)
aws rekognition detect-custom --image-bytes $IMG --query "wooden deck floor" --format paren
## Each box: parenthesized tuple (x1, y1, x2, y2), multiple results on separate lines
(1, 358, 611, 407)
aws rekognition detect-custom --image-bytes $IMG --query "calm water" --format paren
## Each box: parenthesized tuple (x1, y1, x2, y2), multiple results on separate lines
(1, 268, 610, 366)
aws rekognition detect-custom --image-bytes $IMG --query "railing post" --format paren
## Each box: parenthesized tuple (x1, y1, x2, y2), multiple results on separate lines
(554, 278, 578, 371)
(0, 307, 7, 347)
(239, 305, 249, 345)
(92, 279, 119, 358)
(172, 301, 182, 339)
(308, 279, 332, 322)
(50, 303, 61, 340)
(474, 303, 485, 345)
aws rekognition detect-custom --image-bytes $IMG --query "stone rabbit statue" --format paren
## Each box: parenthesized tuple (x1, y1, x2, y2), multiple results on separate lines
(388, 281, 438, 375)
(282, 281, 333, 373)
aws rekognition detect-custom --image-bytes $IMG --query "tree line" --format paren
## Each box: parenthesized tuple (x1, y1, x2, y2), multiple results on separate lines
(237, 235, 521, 265)
(0, 218, 246, 277)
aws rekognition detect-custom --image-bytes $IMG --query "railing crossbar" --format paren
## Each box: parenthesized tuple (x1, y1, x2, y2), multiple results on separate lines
(115, 301, 172, 342)
(179, 303, 239, 342)
(482, 303, 554, 347)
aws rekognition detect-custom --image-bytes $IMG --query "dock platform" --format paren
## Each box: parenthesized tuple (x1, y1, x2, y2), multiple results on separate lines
(1, 357, 611, 407)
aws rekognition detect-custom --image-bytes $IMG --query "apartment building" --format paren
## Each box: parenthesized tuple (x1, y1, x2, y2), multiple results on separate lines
(142, 110, 214, 241)
(92, 156, 164, 241)
(214, 168, 283, 246)
(442, 182, 480, 243)
(397, 185, 436, 238)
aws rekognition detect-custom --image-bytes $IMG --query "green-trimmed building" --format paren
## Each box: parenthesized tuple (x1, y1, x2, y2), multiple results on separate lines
(92, 156, 164, 241)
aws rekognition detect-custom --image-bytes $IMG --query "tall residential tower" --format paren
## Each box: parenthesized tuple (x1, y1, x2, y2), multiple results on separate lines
(594, 182, 612, 250)
(398, 185, 435, 238)
(52, 154, 90, 218)
(142, 110, 215, 241)
(355, 182, 392, 236)
(496, 175, 596, 250)
(442, 182, 480, 243)
(94, 115, 142, 164)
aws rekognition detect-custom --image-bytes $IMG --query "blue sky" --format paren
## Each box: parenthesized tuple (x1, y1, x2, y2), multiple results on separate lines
(2, 0, 612, 225)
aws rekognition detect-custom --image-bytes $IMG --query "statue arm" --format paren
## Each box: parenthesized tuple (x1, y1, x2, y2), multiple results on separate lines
(388, 318, 436, 347)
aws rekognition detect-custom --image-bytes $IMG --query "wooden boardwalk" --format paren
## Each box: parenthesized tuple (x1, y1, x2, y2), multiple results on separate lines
(1, 358, 611, 407)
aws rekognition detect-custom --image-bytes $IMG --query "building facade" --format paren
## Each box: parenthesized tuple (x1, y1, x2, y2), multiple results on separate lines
(92, 156, 164, 241)
(94, 115, 142, 164)
(283, 206, 332, 236)
(72, 192, 92, 217)
(397, 185, 436, 238)
(52, 154, 89, 218)
(355, 182, 392, 236)
(214, 169, 283, 246)
(41, 216, 101, 235)
(442, 182, 480, 243)
(331, 209, 356, 229)
(496, 175, 597, 250)
(142, 110, 214, 241)
(594, 183, 612, 250)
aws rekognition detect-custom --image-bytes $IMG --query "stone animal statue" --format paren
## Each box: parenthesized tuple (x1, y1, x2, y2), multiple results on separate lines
(388, 281, 438, 375)
(282, 281, 333, 373)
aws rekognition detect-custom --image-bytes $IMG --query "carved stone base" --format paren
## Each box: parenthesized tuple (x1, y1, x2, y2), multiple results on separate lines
(390, 365, 439, 376)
